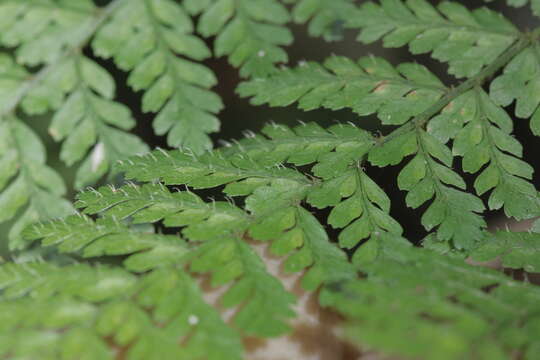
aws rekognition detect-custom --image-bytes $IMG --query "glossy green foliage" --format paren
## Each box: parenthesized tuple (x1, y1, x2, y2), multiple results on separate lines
(184, 0, 293, 77)
(238, 55, 446, 125)
(0, 263, 243, 360)
(349, 0, 519, 78)
(321, 234, 540, 360)
(93, 0, 222, 152)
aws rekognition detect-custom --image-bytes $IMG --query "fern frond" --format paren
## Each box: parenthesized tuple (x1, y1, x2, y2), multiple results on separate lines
(82, 123, 396, 289)
(193, 236, 296, 336)
(0, 1, 149, 188)
(449, 89, 540, 220)
(0, 51, 148, 189)
(112, 122, 385, 274)
(92, 0, 222, 153)
(286, 0, 359, 41)
(0, 56, 72, 248)
(23, 212, 297, 337)
(0, 1, 150, 247)
(490, 42, 540, 136)
(184, 0, 293, 77)
(238, 55, 446, 125)
(348, 0, 520, 78)
(0, 263, 243, 360)
(370, 129, 486, 249)
(470, 230, 540, 272)
(116, 148, 311, 189)
(320, 233, 540, 360)
(23, 214, 189, 272)
(0, 0, 96, 66)
(74, 180, 353, 290)
(45, 54, 149, 188)
(308, 167, 403, 259)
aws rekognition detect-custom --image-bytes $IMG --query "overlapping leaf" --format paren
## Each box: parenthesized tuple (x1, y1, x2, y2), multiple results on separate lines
(0, 263, 243, 360)
(112, 122, 370, 286)
(321, 234, 540, 360)
(23, 211, 297, 337)
(92, 0, 222, 153)
(349, 0, 520, 78)
(238, 55, 446, 125)
(184, 0, 293, 77)
(74, 182, 353, 290)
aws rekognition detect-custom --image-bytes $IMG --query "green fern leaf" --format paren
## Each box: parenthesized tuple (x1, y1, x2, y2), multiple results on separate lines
(309, 167, 403, 255)
(0, 51, 148, 189)
(74, 181, 353, 290)
(490, 44, 540, 136)
(0, 56, 73, 248)
(320, 233, 540, 360)
(349, 0, 519, 78)
(470, 230, 540, 272)
(371, 129, 486, 249)
(0, 0, 96, 66)
(238, 55, 446, 125)
(193, 236, 296, 336)
(0, 263, 243, 360)
(185, 0, 293, 77)
(449, 89, 540, 220)
(0, 117, 73, 250)
(23, 211, 297, 337)
(46, 54, 148, 188)
(75, 183, 250, 240)
(111, 122, 373, 281)
(92, 0, 223, 153)
(22, 214, 189, 272)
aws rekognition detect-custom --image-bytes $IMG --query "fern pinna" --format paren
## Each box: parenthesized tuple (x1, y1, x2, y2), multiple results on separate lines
(1, 0, 540, 359)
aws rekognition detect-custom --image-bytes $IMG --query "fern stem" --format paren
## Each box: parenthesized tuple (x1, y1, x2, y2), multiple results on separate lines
(0, 0, 124, 119)
(378, 37, 532, 146)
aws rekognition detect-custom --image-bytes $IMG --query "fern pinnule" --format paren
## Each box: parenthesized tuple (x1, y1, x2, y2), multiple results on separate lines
(0, 262, 243, 360)
(92, 0, 223, 153)
(348, 0, 520, 78)
(185, 0, 293, 77)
